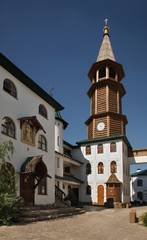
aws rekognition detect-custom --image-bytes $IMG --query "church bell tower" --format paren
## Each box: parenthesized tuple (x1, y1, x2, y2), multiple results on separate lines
(85, 21, 128, 139)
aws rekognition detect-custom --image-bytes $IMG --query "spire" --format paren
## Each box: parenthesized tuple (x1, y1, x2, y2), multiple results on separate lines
(97, 19, 115, 62)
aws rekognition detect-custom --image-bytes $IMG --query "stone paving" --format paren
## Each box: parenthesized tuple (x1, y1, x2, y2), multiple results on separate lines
(0, 206, 147, 240)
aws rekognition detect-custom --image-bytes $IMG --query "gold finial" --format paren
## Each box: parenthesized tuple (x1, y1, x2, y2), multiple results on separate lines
(105, 18, 108, 26)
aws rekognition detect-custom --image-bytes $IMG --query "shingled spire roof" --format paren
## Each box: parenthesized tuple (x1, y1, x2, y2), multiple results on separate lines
(97, 21, 115, 62)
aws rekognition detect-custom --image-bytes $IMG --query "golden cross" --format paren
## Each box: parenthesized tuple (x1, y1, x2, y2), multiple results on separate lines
(105, 18, 108, 26)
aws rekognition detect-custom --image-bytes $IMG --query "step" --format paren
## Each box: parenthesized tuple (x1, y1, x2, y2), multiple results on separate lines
(19, 208, 85, 223)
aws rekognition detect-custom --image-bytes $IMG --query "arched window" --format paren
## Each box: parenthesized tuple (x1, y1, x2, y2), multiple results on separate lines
(38, 176, 47, 195)
(137, 179, 143, 186)
(2, 117, 15, 138)
(98, 144, 103, 154)
(39, 104, 47, 119)
(109, 67, 116, 79)
(99, 67, 106, 79)
(38, 135, 47, 151)
(98, 162, 104, 174)
(3, 79, 17, 98)
(86, 163, 91, 175)
(111, 161, 117, 173)
(110, 142, 116, 152)
(137, 191, 143, 200)
(86, 185, 91, 195)
(86, 145, 91, 155)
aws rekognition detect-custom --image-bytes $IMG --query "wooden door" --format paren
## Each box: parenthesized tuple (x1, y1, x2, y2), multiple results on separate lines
(20, 174, 34, 206)
(98, 185, 104, 205)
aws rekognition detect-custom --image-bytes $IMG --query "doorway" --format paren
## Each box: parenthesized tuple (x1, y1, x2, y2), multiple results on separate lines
(98, 185, 104, 205)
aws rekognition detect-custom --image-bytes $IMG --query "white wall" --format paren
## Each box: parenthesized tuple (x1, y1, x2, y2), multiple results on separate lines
(72, 139, 130, 203)
(130, 175, 147, 202)
(0, 66, 55, 204)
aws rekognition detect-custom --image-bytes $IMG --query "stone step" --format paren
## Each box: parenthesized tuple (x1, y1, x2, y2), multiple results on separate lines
(19, 208, 85, 223)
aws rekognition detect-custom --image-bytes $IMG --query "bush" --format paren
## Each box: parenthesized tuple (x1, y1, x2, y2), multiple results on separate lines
(140, 212, 147, 226)
(0, 193, 20, 225)
(0, 141, 20, 225)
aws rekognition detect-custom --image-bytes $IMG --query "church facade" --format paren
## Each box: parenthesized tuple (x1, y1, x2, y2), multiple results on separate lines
(0, 22, 145, 206)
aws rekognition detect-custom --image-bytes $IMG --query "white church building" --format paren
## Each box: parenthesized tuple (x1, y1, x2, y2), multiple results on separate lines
(0, 22, 147, 206)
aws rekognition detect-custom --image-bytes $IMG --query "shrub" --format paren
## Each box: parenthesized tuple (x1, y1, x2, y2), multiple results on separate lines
(140, 212, 147, 227)
(0, 141, 20, 225)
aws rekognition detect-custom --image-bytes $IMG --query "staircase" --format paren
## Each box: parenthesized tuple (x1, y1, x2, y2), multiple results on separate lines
(19, 206, 85, 223)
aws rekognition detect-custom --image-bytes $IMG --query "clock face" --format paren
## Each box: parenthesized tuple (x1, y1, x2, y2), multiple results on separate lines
(97, 122, 105, 131)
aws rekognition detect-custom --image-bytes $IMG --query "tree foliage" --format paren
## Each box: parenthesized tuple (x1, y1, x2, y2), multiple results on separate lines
(0, 141, 20, 225)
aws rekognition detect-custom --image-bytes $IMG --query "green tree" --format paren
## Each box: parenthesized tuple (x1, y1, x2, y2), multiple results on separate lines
(0, 141, 20, 225)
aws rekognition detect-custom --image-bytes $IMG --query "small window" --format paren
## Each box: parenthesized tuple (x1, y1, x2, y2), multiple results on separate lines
(38, 177, 47, 195)
(109, 67, 116, 79)
(86, 145, 91, 155)
(99, 67, 106, 79)
(64, 166, 70, 174)
(38, 135, 47, 151)
(57, 136, 60, 146)
(111, 161, 117, 173)
(137, 179, 143, 187)
(2, 117, 15, 138)
(110, 142, 116, 152)
(86, 163, 91, 175)
(3, 79, 17, 98)
(98, 162, 104, 174)
(98, 144, 103, 154)
(57, 157, 60, 168)
(137, 191, 143, 200)
(39, 104, 47, 119)
(86, 185, 91, 195)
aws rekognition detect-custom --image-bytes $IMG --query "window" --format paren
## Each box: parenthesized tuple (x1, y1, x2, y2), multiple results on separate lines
(3, 79, 17, 98)
(2, 117, 15, 138)
(57, 157, 60, 168)
(86, 163, 91, 175)
(111, 161, 117, 173)
(99, 67, 106, 79)
(57, 136, 60, 146)
(98, 162, 104, 174)
(98, 144, 103, 154)
(64, 166, 70, 174)
(38, 135, 47, 151)
(137, 179, 143, 187)
(38, 177, 47, 195)
(86, 145, 91, 155)
(137, 191, 143, 200)
(109, 67, 116, 79)
(39, 104, 47, 119)
(86, 185, 91, 195)
(110, 142, 116, 152)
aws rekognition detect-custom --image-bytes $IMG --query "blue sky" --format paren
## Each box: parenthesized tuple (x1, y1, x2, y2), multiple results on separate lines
(0, 0, 147, 173)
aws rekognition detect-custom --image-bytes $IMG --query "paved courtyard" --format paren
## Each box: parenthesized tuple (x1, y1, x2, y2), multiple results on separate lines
(0, 206, 147, 240)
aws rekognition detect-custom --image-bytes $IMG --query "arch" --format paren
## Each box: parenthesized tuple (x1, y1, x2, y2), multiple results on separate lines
(86, 145, 91, 155)
(39, 104, 47, 119)
(86, 185, 91, 195)
(98, 144, 103, 154)
(1, 117, 15, 138)
(98, 162, 104, 174)
(110, 161, 117, 173)
(99, 67, 106, 79)
(86, 163, 91, 175)
(38, 135, 47, 151)
(110, 142, 116, 152)
(3, 79, 17, 98)
(109, 67, 116, 79)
